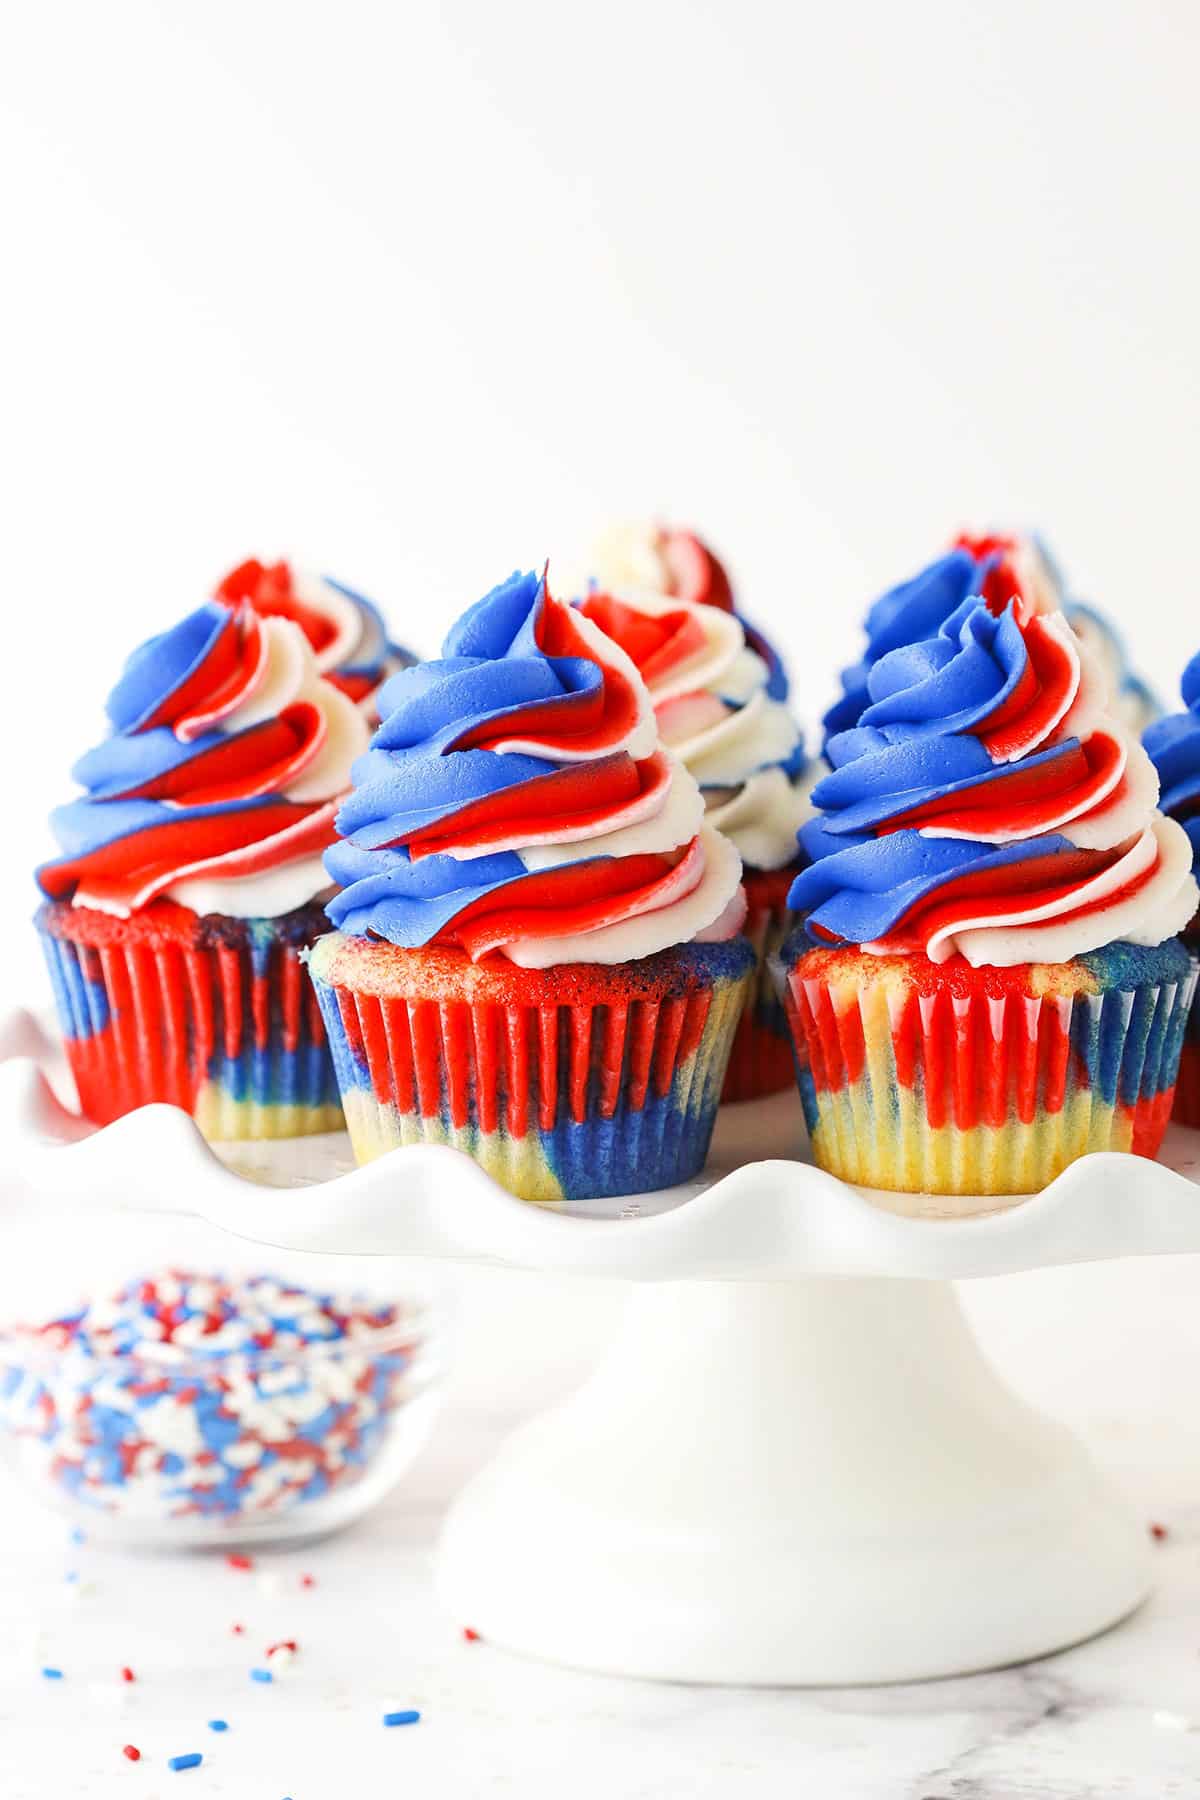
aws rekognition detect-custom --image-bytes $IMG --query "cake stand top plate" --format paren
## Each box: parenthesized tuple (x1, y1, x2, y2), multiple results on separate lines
(3, 1008, 1199, 1282)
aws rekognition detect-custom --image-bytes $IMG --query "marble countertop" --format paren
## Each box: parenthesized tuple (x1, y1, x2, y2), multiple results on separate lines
(1, 1206, 1200, 1799)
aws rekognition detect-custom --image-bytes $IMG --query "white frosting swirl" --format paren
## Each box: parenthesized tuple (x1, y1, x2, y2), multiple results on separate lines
(165, 617, 369, 918)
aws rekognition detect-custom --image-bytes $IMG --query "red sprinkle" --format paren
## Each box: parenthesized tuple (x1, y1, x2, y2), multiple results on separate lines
(120, 1667, 136, 1683)
(300, 1574, 316, 1589)
(227, 1553, 254, 1571)
(122, 1745, 141, 1762)
(267, 1639, 298, 1656)
(463, 1627, 480, 1642)
(1150, 1522, 1169, 1541)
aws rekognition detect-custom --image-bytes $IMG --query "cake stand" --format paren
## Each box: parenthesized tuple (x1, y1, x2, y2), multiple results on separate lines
(3, 1002, 1199, 1687)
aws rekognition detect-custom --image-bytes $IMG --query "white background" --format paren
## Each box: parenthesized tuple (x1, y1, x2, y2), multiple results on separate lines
(3, 8, 1200, 1792)
(3, 0, 1200, 949)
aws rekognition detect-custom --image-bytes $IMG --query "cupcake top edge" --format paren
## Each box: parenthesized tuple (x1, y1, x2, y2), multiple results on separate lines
(324, 566, 748, 968)
(791, 588, 1198, 969)
(37, 575, 383, 920)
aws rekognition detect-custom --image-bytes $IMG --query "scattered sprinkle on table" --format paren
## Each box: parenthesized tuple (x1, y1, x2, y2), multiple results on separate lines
(122, 1746, 141, 1763)
(41, 1667, 63, 1680)
(250, 1667, 273, 1683)
(168, 1752, 203, 1771)
(207, 1719, 229, 1732)
(227, 1553, 254, 1571)
(300, 1574, 316, 1588)
(383, 1710, 421, 1728)
(1150, 1521, 1169, 1541)
(120, 1667, 136, 1683)
(69, 1527, 87, 1545)
(463, 1627, 480, 1642)
(231, 1623, 245, 1635)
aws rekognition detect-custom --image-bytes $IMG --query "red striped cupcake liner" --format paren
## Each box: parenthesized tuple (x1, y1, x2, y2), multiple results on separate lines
(36, 899, 342, 1140)
(308, 933, 755, 1202)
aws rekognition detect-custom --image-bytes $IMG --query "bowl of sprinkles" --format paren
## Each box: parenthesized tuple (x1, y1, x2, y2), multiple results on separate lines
(0, 1270, 440, 1546)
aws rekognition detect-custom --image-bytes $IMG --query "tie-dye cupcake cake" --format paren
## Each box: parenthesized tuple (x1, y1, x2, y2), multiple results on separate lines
(577, 522, 808, 1101)
(36, 577, 390, 1139)
(307, 567, 755, 1202)
(782, 584, 1197, 1211)
(1143, 653, 1200, 1125)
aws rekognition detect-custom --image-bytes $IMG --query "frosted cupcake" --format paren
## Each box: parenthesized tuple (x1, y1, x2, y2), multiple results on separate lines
(308, 567, 755, 1202)
(214, 557, 414, 715)
(782, 586, 1197, 1209)
(36, 591, 373, 1138)
(575, 586, 810, 1101)
(1143, 654, 1200, 1124)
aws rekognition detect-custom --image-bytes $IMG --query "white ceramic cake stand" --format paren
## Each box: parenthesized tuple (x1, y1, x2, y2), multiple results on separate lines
(4, 1002, 1200, 1686)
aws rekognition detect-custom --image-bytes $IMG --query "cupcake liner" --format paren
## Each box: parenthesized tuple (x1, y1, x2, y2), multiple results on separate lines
(721, 865, 798, 1104)
(779, 941, 1195, 1207)
(36, 900, 343, 1140)
(308, 934, 755, 1202)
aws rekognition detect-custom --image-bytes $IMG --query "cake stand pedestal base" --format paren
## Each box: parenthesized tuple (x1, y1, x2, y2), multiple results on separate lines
(435, 1277, 1147, 1684)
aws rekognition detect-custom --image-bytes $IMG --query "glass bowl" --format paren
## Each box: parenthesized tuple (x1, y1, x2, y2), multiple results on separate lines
(0, 1272, 442, 1550)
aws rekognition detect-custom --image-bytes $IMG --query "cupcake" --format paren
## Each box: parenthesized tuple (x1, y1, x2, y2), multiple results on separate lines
(574, 585, 810, 1101)
(782, 585, 1197, 1209)
(214, 557, 414, 715)
(1143, 654, 1200, 1124)
(36, 588, 375, 1139)
(308, 567, 755, 1202)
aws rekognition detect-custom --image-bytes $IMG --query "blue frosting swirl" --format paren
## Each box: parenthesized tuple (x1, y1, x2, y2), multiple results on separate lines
(325, 568, 662, 948)
(822, 548, 1001, 746)
(792, 596, 1086, 948)
(1144, 651, 1200, 864)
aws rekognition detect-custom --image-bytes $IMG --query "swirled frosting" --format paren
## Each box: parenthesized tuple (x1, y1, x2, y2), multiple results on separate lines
(584, 520, 788, 702)
(1065, 601, 1160, 733)
(575, 589, 810, 871)
(324, 569, 746, 968)
(1144, 653, 1200, 878)
(38, 598, 371, 918)
(215, 558, 414, 711)
(822, 531, 1058, 747)
(792, 592, 1197, 967)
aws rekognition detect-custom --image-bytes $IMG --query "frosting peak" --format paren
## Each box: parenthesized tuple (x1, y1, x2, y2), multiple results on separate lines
(576, 588, 810, 871)
(324, 569, 746, 967)
(215, 558, 414, 711)
(38, 598, 370, 919)
(793, 592, 1196, 967)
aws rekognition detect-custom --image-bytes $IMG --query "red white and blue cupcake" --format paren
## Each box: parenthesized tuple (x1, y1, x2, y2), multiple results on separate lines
(783, 581, 1197, 1208)
(1143, 655, 1200, 1124)
(579, 521, 809, 1100)
(36, 579, 386, 1139)
(308, 567, 754, 1202)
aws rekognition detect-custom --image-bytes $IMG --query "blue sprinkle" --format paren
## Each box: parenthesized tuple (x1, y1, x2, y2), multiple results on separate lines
(168, 1752, 203, 1772)
(250, 1667, 273, 1683)
(383, 1709, 421, 1727)
(207, 1719, 229, 1732)
(41, 1667, 64, 1680)
(64, 1570, 79, 1584)
(69, 1527, 87, 1545)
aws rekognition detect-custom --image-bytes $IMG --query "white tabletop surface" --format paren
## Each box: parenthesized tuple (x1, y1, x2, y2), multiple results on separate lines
(2, 1230, 1200, 1799)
